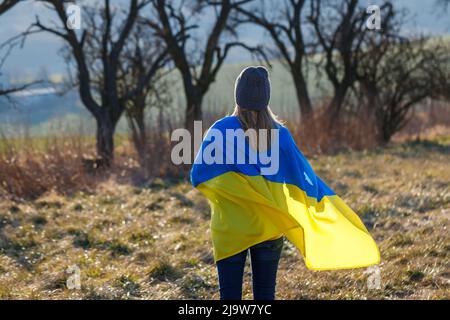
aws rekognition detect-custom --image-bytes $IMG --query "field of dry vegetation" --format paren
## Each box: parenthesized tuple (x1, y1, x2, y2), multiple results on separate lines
(0, 127, 449, 300)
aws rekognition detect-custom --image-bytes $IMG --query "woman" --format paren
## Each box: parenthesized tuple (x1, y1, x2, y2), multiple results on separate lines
(190, 66, 380, 300)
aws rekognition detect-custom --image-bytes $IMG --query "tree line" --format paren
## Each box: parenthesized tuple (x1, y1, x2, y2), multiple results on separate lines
(1, 0, 449, 165)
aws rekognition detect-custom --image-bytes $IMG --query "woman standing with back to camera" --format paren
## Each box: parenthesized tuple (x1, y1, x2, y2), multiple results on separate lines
(190, 66, 380, 300)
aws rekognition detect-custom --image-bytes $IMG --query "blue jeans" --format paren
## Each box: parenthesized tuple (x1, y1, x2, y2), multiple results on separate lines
(216, 237, 284, 300)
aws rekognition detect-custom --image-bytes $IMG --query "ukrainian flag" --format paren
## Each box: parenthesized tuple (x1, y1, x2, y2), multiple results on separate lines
(190, 116, 380, 270)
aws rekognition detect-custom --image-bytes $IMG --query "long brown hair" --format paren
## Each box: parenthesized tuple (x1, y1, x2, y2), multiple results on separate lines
(232, 105, 283, 150)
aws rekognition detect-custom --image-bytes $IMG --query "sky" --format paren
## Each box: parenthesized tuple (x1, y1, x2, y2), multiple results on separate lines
(0, 0, 449, 83)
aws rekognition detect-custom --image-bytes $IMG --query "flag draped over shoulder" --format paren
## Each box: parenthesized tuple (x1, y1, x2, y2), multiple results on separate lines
(190, 116, 380, 270)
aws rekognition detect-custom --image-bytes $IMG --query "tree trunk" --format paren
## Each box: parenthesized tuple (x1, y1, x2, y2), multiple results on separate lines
(96, 114, 115, 166)
(292, 72, 313, 125)
(328, 91, 344, 117)
(373, 112, 391, 145)
(327, 85, 348, 124)
(185, 94, 203, 134)
(127, 108, 149, 172)
(378, 123, 391, 145)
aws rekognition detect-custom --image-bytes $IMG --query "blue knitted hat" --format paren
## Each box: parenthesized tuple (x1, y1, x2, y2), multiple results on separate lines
(235, 66, 271, 111)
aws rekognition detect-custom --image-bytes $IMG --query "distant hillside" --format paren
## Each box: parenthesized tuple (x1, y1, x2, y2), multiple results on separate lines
(1, 33, 449, 138)
(0, 89, 91, 136)
(0, 60, 324, 137)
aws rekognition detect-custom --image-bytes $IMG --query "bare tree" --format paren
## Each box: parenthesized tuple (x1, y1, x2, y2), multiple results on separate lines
(308, 0, 394, 120)
(356, 35, 449, 144)
(353, 3, 450, 144)
(426, 44, 450, 102)
(29, 0, 162, 164)
(146, 0, 265, 133)
(118, 23, 171, 172)
(234, 0, 314, 123)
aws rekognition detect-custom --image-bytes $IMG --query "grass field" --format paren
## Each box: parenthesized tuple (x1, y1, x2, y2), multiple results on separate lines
(0, 137, 449, 300)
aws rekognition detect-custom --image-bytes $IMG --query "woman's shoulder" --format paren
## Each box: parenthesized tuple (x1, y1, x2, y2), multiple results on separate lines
(210, 115, 241, 130)
(275, 122, 290, 134)
(209, 115, 289, 133)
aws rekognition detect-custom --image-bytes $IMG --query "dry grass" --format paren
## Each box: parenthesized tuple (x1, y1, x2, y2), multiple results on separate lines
(0, 133, 183, 200)
(2, 103, 449, 200)
(289, 107, 379, 155)
(0, 136, 448, 300)
(0, 135, 100, 199)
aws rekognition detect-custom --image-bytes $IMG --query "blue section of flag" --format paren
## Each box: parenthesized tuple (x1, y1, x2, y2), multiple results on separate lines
(190, 116, 335, 201)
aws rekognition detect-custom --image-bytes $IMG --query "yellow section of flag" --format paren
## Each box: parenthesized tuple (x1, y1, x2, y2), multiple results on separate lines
(197, 171, 380, 270)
